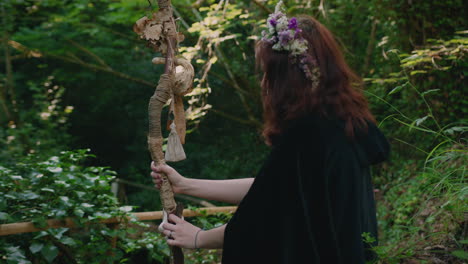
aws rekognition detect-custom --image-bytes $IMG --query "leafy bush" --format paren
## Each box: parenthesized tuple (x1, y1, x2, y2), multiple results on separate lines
(0, 149, 233, 263)
(0, 150, 160, 263)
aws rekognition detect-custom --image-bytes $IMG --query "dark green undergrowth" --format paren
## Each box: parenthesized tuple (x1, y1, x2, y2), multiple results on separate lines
(364, 33, 467, 263)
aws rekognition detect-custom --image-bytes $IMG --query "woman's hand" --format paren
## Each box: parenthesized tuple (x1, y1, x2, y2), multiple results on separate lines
(150, 161, 187, 194)
(160, 214, 202, 248)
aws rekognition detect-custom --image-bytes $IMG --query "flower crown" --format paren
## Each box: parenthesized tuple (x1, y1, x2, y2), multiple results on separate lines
(261, 1, 320, 87)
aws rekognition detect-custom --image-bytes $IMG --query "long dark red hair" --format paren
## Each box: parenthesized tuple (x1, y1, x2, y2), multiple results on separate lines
(256, 15, 375, 145)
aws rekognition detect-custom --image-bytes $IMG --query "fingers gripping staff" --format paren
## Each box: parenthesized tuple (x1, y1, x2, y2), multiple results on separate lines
(133, 0, 194, 263)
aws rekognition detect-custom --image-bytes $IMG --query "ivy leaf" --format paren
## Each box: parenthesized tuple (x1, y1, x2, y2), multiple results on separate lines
(75, 191, 85, 198)
(29, 242, 44, 254)
(22, 191, 40, 200)
(94, 212, 112, 219)
(49, 227, 68, 240)
(81, 203, 94, 208)
(59, 196, 71, 207)
(54, 209, 67, 217)
(119, 206, 133, 212)
(5, 246, 31, 264)
(47, 167, 63, 173)
(33, 231, 48, 239)
(41, 243, 58, 263)
(0, 211, 9, 220)
(32, 217, 48, 229)
(74, 208, 85, 217)
(60, 236, 76, 246)
(40, 188, 55, 193)
(10, 175, 23, 180)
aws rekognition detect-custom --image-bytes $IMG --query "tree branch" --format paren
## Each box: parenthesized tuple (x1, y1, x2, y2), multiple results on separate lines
(188, 5, 261, 126)
(53, 53, 155, 87)
(363, 19, 378, 75)
(318, 0, 327, 19)
(8, 40, 155, 88)
(68, 40, 112, 69)
(210, 108, 262, 128)
(252, 0, 272, 13)
(0, 84, 11, 121)
(1, 5, 18, 122)
(214, 46, 260, 125)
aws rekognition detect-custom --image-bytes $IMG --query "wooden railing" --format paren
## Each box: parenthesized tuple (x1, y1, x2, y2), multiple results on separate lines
(0, 206, 237, 236)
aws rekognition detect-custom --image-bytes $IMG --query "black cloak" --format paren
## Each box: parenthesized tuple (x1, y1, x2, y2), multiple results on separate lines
(222, 115, 390, 264)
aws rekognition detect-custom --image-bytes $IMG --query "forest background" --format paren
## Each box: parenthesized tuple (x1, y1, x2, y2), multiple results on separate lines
(0, 0, 466, 263)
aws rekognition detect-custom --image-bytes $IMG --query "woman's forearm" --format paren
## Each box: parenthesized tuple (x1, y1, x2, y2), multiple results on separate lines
(197, 224, 225, 249)
(180, 178, 253, 204)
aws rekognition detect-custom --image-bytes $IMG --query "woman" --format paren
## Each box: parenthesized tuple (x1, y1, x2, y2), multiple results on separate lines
(151, 4, 389, 263)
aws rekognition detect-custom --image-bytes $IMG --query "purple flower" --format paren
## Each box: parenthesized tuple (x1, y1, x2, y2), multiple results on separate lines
(266, 36, 278, 44)
(278, 31, 292, 46)
(294, 28, 302, 38)
(272, 12, 284, 20)
(288, 17, 298, 29)
(269, 18, 277, 27)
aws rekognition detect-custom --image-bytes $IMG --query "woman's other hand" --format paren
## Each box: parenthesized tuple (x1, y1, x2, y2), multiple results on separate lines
(160, 214, 202, 249)
(150, 161, 187, 194)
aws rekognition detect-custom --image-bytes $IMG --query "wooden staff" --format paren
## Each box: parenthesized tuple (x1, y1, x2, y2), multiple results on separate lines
(133, 1, 192, 263)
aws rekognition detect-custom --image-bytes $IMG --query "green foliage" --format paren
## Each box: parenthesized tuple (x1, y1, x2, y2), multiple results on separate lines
(0, 150, 170, 263)
(366, 33, 467, 128)
(371, 141, 466, 264)
(0, 76, 73, 164)
(1, 150, 120, 224)
(363, 36, 467, 262)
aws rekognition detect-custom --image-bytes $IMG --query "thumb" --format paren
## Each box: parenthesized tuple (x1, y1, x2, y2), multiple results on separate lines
(155, 164, 174, 174)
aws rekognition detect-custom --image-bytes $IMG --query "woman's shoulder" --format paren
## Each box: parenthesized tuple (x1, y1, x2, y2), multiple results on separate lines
(275, 114, 345, 146)
(274, 114, 390, 164)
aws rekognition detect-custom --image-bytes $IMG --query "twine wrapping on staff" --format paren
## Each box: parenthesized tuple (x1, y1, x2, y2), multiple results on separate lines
(147, 73, 178, 213)
(134, 0, 195, 263)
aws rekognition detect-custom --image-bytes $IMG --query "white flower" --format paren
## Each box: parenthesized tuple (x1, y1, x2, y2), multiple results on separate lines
(290, 40, 308, 55)
(268, 24, 276, 34)
(275, 1, 285, 13)
(272, 42, 282, 51)
(276, 16, 289, 31)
